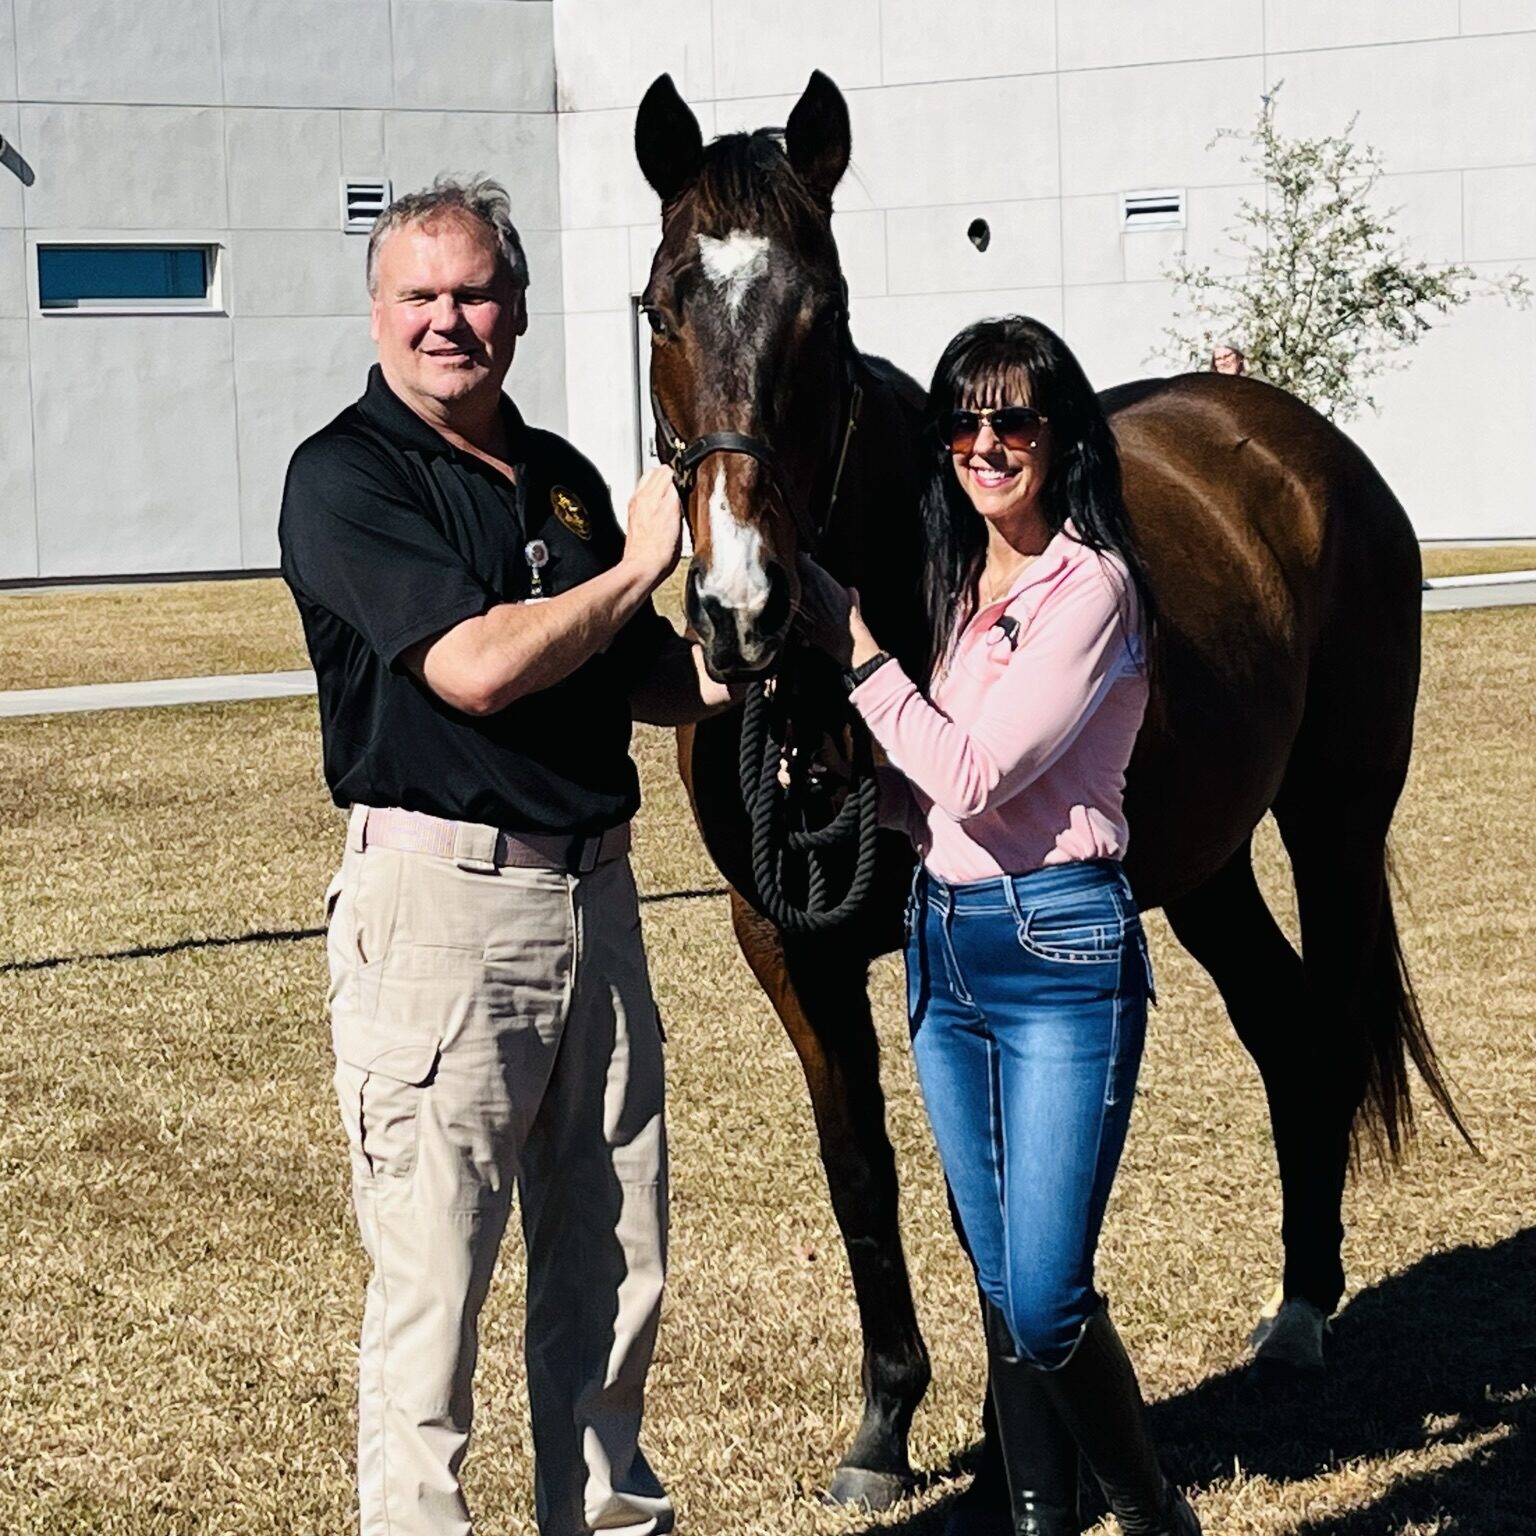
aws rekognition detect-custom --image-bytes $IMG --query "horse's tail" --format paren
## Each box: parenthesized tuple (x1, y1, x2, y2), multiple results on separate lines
(1354, 849, 1475, 1165)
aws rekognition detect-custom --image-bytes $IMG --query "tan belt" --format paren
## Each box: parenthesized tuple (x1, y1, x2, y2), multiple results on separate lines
(348, 804, 630, 875)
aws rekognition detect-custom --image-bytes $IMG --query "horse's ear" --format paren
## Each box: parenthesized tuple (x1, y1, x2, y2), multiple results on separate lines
(785, 70, 851, 208)
(636, 73, 704, 204)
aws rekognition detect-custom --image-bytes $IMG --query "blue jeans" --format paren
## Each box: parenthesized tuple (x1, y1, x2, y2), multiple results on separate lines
(905, 860, 1154, 1368)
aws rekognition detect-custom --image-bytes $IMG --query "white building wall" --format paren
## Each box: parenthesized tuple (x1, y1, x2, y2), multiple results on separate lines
(0, 0, 563, 582)
(2, 2, 1533, 582)
(553, 0, 1536, 540)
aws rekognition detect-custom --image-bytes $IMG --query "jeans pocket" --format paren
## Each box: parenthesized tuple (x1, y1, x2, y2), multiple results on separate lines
(1016, 901, 1124, 964)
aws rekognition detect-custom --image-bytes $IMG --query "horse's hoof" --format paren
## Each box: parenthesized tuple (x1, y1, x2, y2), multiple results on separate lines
(823, 1465, 910, 1511)
(1250, 1295, 1329, 1373)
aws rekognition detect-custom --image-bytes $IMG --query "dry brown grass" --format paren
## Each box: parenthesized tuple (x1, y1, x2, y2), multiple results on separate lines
(1419, 545, 1536, 579)
(0, 573, 684, 698)
(0, 578, 309, 693)
(1, 608, 1532, 1535)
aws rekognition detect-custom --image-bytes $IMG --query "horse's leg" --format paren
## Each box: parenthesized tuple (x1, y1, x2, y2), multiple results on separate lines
(1260, 754, 1466, 1363)
(1160, 838, 1335, 1368)
(730, 891, 932, 1509)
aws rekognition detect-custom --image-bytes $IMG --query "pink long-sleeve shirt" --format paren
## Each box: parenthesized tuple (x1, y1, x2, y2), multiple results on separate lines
(850, 525, 1147, 884)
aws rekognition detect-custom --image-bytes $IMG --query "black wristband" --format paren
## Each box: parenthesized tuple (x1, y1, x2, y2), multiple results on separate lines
(843, 650, 893, 693)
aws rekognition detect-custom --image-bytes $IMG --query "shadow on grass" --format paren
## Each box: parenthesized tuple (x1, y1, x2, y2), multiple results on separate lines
(0, 887, 732, 975)
(0, 925, 327, 973)
(861, 1229, 1534, 1535)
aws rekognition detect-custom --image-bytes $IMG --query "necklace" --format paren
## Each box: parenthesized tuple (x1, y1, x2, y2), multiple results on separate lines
(980, 554, 1034, 608)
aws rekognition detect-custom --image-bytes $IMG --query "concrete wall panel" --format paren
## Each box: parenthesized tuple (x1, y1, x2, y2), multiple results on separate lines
(1370, 170, 1465, 264)
(0, 5, 15, 100)
(1278, 35, 1536, 174)
(1346, 273, 1536, 537)
(521, 228, 563, 314)
(887, 199, 1061, 294)
(0, 320, 37, 580)
(552, 0, 714, 111)
(221, 0, 394, 110)
(1122, 226, 1183, 283)
(880, 0, 1055, 85)
(709, 93, 798, 140)
(510, 321, 569, 436)
(388, 110, 560, 229)
(1061, 195, 1123, 287)
(0, 226, 24, 316)
(20, 104, 227, 230)
(845, 77, 1060, 209)
(1059, 58, 1265, 196)
(1265, 0, 1458, 53)
(1061, 281, 1175, 392)
(851, 287, 1065, 392)
(1460, 0, 1536, 33)
(340, 110, 388, 176)
(629, 224, 661, 293)
(832, 209, 887, 298)
(559, 103, 703, 229)
(392, 0, 555, 112)
(1183, 182, 1261, 275)
(561, 225, 631, 313)
(561, 308, 637, 496)
(13, 0, 222, 106)
(227, 230, 369, 316)
(711, 0, 881, 100)
(1465, 166, 1536, 260)
(0, 105, 20, 229)
(226, 109, 342, 231)
(234, 316, 375, 567)
(1058, 0, 1261, 71)
(31, 317, 241, 576)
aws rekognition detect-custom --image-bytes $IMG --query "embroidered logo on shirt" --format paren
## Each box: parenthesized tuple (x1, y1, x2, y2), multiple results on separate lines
(988, 614, 1021, 652)
(550, 486, 592, 540)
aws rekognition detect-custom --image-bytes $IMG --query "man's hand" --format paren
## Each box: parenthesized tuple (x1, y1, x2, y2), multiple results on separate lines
(623, 468, 685, 587)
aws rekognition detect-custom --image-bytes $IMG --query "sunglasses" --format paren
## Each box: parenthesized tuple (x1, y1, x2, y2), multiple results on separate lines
(938, 405, 1049, 454)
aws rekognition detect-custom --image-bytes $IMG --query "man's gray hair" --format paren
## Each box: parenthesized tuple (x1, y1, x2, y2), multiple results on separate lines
(366, 175, 530, 295)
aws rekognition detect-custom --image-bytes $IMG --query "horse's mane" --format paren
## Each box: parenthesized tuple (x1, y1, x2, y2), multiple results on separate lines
(689, 130, 824, 234)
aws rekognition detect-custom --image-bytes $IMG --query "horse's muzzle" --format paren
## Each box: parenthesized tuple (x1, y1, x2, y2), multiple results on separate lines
(687, 556, 793, 681)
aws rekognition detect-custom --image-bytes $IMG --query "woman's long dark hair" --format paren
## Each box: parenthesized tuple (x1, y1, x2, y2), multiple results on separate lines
(918, 315, 1156, 684)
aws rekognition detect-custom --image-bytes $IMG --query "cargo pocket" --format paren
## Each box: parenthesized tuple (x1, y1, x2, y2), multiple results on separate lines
(332, 1004, 440, 1182)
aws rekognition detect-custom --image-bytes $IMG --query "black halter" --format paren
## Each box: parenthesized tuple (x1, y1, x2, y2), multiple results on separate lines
(649, 336, 863, 554)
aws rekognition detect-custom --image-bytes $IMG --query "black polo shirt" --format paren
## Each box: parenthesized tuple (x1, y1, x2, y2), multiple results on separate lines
(279, 366, 672, 835)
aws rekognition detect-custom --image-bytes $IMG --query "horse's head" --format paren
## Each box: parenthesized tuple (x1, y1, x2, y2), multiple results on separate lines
(636, 71, 854, 681)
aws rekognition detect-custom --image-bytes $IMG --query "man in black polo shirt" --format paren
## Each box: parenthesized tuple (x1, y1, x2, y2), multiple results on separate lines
(280, 177, 725, 1536)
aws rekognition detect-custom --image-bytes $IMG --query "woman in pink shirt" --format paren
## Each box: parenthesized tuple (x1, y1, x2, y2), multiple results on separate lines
(800, 316, 1197, 1536)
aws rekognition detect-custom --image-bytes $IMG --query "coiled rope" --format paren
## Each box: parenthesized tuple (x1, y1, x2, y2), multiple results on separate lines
(737, 658, 882, 933)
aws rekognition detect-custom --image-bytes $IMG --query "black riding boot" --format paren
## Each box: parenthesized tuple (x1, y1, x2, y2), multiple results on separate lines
(1036, 1304, 1199, 1536)
(980, 1300, 1081, 1536)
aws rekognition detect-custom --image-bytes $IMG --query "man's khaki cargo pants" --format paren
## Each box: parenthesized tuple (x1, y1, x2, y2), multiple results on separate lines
(326, 806, 671, 1536)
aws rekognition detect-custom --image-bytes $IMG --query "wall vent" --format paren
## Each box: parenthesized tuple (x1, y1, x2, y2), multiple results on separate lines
(1120, 189, 1186, 232)
(342, 178, 392, 234)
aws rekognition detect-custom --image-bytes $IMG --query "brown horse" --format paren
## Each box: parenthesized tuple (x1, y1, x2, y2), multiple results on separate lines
(635, 71, 1466, 1514)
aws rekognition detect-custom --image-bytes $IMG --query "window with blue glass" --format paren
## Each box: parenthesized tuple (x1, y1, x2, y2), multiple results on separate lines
(38, 246, 212, 309)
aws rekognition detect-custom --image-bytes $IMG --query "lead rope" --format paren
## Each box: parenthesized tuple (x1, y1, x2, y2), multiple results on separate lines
(737, 652, 883, 934)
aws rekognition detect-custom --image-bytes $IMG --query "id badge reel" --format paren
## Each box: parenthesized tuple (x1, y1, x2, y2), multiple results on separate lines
(524, 539, 550, 602)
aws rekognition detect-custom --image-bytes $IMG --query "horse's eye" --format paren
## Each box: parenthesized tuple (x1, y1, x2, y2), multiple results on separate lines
(645, 307, 671, 340)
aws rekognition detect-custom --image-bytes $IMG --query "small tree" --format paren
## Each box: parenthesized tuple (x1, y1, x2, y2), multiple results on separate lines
(1164, 85, 1528, 419)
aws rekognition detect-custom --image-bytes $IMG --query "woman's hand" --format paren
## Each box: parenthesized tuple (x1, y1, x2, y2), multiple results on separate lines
(795, 555, 885, 670)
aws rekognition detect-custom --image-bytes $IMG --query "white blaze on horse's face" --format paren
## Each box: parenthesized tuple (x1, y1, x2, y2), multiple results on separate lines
(697, 230, 771, 322)
(701, 464, 773, 616)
